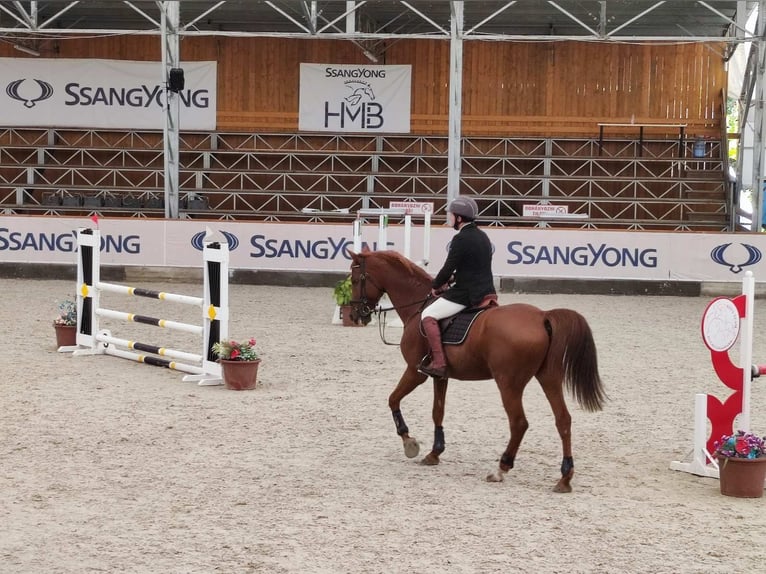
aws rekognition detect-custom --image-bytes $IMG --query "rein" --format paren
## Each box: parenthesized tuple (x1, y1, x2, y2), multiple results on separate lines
(352, 256, 431, 345)
(376, 297, 430, 314)
(375, 296, 431, 345)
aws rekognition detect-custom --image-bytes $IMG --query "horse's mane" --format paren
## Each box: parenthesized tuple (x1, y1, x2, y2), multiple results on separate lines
(365, 250, 432, 285)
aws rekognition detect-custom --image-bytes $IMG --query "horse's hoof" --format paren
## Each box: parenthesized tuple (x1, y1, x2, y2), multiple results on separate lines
(553, 482, 573, 493)
(420, 452, 440, 466)
(486, 469, 506, 482)
(403, 437, 420, 459)
(553, 470, 574, 493)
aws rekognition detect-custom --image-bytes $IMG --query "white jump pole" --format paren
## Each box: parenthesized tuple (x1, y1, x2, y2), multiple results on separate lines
(669, 393, 720, 478)
(423, 211, 431, 266)
(352, 219, 362, 253)
(740, 271, 755, 433)
(403, 214, 412, 260)
(68, 228, 229, 386)
(378, 214, 388, 251)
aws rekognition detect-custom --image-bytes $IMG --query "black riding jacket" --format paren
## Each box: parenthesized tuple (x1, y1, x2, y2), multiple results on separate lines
(432, 222, 496, 307)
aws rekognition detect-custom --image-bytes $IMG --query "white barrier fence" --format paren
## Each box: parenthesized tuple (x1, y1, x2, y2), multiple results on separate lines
(333, 204, 433, 327)
(63, 228, 229, 386)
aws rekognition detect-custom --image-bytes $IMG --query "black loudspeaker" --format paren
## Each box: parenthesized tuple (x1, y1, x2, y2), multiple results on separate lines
(168, 68, 185, 92)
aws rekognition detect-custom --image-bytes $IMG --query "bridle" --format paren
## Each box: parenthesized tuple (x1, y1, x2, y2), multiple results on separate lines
(350, 255, 432, 337)
(349, 258, 379, 322)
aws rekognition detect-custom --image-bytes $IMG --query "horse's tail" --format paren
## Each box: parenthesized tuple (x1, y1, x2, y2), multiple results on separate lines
(544, 309, 606, 412)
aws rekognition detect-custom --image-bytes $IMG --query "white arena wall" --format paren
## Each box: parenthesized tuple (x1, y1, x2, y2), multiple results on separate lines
(0, 215, 764, 295)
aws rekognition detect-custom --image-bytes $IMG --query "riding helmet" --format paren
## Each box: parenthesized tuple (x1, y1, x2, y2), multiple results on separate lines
(447, 196, 478, 220)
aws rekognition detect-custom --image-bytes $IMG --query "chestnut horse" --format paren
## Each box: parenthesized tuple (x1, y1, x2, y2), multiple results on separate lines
(349, 250, 606, 492)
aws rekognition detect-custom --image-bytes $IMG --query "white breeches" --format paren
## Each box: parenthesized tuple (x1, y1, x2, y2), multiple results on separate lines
(421, 297, 466, 321)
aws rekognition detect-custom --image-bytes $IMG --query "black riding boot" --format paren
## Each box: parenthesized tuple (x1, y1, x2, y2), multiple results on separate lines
(419, 317, 447, 378)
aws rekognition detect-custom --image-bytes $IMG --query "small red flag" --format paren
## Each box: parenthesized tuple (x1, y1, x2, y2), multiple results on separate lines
(90, 214, 99, 227)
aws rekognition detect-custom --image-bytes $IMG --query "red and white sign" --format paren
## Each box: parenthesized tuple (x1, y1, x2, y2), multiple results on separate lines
(523, 204, 569, 217)
(389, 201, 433, 214)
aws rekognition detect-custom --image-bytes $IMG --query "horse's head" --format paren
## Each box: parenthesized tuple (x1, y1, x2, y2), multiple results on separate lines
(349, 249, 384, 326)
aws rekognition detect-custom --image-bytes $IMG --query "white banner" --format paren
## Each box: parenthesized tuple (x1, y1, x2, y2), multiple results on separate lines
(0, 58, 217, 130)
(298, 63, 411, 133)
(523, 204, 568, 217)
(2, 215, 766, 283)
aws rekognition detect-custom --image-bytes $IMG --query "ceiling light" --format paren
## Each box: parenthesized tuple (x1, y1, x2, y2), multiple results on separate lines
(13, 44, 40, 57)
(363, 49, 379, 63)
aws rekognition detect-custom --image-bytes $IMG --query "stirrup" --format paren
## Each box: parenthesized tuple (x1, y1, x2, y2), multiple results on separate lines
(418, 359, 447, 378)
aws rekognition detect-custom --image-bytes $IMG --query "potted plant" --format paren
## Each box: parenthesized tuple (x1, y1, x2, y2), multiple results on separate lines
(333, 275, 356, 326)
(212, 338, 261, 390)
(714, 430, 766, 498)
(54, 299, 78, 348)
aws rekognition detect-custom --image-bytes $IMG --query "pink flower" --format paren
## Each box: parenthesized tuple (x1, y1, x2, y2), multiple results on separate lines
(735, 436, 749, 456)
(230, 348, 240, 359)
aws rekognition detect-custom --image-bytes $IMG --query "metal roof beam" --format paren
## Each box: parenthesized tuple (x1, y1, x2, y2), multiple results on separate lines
(38, 1, 79, 30)
(548, 1, 600, 37)
(300, 1, 317, 34)
(401, 1, 448, 36)
(464, 1, 517, 36)
(181, 1, 225, 32)
(125, 1, 159, 29)
(0, 27, 755, 44)
(0, 1, 755, 43)
(698, 0, 750, 36)
(264, 1, 312, 34)
(12, 1, 34, 27)
(607, 2, 668, 38)
(0, 2, 31, 28)
(318, 1, 367, 34)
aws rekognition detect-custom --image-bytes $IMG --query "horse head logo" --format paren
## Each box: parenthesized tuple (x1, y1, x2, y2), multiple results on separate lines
(6, 78, 54, 108)
(710, 242, 762, 273)
(344, 80, 375, 106)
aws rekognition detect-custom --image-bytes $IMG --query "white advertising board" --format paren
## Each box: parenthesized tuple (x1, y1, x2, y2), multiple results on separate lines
(1, 215, 765, 283)
(0, 58, 217, 130)
(299, 63, 411, 133)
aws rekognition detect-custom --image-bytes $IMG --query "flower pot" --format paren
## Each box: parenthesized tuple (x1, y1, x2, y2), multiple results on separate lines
(220, 359, 261, 391)
(340, 304, 359, 327)
(54, 323, 77, 348)
(717, 456, 766, 498)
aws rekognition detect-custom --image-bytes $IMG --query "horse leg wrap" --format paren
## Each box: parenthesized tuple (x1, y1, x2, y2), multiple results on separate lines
(560, 456, 574, 477)
(433, 426, 445, 455)
(392, 409, 409, 436)
(500, 452, 515, 470)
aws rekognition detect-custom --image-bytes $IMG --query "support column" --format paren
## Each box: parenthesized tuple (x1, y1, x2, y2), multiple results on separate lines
(162, 1, 181, 219)
(446, 1, 464, 205)
(751, 1, 765, 231)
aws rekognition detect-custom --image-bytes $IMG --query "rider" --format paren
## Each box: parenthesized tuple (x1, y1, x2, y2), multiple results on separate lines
(418, 196, 496, 378)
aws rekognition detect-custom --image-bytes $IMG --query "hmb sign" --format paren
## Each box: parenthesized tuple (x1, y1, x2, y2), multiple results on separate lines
(299, 63, 411, 133)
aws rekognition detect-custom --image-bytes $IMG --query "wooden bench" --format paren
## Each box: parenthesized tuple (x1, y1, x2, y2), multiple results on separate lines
(598, 123, 687, 158)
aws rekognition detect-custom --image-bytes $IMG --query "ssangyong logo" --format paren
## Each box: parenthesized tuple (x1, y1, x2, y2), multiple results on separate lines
(6, 78, 54, 108)
(711, 243, 762, 273)
(191, 231, 239, 252)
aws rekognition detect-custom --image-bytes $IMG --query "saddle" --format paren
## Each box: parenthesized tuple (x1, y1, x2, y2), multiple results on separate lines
(436, 294, 498, 346)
